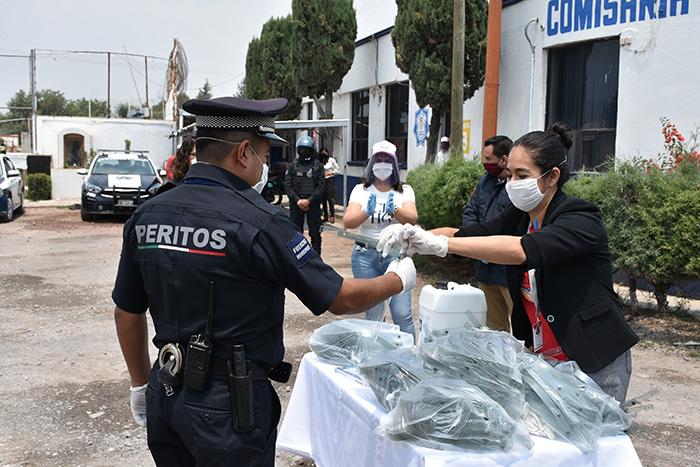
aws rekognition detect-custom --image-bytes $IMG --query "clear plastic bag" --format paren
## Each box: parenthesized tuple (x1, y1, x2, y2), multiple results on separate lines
(380, 377, 533, 453)
(555, 360, 632, 436)
(359, 347, 439, 411)
(517, 352, 630, 453)
(308, 319, 414, 366)
(417, 328, 526, 419)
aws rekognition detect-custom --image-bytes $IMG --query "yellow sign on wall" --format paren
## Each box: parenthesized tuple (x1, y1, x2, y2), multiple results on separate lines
(463, 119, 471, 157)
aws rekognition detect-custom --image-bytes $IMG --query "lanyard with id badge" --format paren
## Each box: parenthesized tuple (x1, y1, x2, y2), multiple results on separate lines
(520, 219, 566, 359)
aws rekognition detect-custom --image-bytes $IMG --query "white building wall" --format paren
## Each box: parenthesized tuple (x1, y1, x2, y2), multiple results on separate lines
(35, 116, 174, 199)
(35, 116, 175, 169)
(462, 87, 485, 159)
(335, 32, 433, 177)
(495, 0, 698, 162)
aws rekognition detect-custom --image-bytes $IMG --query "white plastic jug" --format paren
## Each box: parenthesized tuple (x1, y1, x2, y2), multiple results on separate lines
(418, 281, 487, 344)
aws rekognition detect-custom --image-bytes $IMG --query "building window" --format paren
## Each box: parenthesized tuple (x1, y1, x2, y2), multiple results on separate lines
(351, 89, 370, 163)
(385, 82, 409, 167)
(546, 38, 619, 171)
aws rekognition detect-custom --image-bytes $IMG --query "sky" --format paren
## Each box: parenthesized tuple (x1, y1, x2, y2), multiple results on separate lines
(0, 0, 395, 110)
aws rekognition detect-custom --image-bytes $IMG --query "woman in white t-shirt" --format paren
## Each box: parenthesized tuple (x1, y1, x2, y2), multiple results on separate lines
(343, 140, 419, 339)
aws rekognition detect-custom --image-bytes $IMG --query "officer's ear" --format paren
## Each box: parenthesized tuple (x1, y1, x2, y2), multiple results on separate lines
(231, 140, 252, 169)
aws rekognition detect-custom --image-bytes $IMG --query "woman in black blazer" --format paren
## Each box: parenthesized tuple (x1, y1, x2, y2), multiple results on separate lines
(378, 123, 638, 402)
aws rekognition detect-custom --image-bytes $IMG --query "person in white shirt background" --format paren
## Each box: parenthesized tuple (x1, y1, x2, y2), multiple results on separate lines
(435, 136, 450, 166)
(320, 148, 339, 223)
(343, 140, 419, 340)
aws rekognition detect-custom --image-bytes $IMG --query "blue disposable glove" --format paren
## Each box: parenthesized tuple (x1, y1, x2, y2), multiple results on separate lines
(364, 193, 377, 217)
(385, 191, 397, 215)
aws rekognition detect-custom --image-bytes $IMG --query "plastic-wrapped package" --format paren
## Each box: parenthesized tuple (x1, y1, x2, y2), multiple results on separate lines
(517, 352, 630, 453)
(380, 377, 533, 452)
(417, 329, 526, 419)
(309, 319, 414, 366)
(359, 348, 439, 410)
(555, 360, 631, 436)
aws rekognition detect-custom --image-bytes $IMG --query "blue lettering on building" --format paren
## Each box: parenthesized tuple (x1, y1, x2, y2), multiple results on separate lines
(547, 0, 689, 36)
(620, 0, 637, 23)
(603, 0, 618, 26)
(574, 0, 594, 31)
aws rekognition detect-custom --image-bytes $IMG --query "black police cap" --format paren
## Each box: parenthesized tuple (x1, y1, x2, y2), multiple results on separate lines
(183, 96, 288, 145)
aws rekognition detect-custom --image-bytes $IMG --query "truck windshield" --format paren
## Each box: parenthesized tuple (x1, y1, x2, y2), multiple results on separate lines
(92, 158, 154, 176)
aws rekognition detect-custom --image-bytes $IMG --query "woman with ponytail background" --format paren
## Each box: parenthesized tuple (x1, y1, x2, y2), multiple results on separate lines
(378, 123, 638, 402)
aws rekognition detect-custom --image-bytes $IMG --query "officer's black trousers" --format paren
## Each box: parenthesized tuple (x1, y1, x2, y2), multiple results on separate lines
(289, 201, 322, 255)
(145, 366, 281, 467)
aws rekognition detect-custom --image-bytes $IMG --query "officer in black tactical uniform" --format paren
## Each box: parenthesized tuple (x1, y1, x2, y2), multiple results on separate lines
(283, 136, 325, 255)
(112, 96, 416, 467)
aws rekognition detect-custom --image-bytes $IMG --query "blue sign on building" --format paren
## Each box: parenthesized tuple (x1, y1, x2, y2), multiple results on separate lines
(547, 0, 690, 36)
(414, 107, 430, 147)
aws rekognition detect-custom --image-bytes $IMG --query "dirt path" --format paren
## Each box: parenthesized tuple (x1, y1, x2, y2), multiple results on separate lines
(0, 207, 698, 466)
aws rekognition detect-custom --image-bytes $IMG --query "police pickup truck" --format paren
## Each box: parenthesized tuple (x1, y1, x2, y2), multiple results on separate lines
(78, 150, 164, 221)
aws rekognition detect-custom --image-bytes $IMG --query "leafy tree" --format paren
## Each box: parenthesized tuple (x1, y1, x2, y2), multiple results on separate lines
(244, 37, 264, 99)
(291, 0, 356, 133)
(65, 98, 109, 118)
(393, 0, 488, 162)
(148, 92, 189, 120)
(244, 15, 303, 120)
(197, 79, 213, 99)
(234, 81, 247, 98)
(566, 160, 700, 314)
(115, 102, 130, 118)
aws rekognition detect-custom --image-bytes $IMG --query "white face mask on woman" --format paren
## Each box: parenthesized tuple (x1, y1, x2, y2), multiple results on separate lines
(372, 162, 394, 182)
(505, 170, 551, 212)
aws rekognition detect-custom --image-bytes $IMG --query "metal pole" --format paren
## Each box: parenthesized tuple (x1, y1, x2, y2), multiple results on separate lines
(30, 49, 37, 153)
(107, 52, 111, 118)
(450, 0, 465, 156)
(144, 56, 150, 118)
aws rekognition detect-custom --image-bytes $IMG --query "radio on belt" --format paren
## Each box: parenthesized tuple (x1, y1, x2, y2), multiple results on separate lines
(183, 281, 215, 391)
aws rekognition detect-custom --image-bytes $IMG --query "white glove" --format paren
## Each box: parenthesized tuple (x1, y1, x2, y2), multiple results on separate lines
(377, 223, 412, 258)
(129, 383, 148, 427)
(403, 225, 449, 258)
(385, 257, 416, 293)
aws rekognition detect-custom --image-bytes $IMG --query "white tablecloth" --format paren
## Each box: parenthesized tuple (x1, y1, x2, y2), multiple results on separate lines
(277, 353, 642, 467)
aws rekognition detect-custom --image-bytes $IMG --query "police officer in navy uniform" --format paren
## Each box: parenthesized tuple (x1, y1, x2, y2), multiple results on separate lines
(284, 136, 325, 255)
(112, 96, 416, 467)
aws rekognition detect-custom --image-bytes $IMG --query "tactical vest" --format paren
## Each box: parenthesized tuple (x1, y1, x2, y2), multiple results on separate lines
(292, 159, 316, 196)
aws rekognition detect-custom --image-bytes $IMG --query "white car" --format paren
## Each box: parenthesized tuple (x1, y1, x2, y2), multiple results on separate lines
(78, 151, 165, 221)
(0, 155, 24, 222)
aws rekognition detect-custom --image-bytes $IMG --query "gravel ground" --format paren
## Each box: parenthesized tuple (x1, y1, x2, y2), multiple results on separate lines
(0, 206, 698, 466)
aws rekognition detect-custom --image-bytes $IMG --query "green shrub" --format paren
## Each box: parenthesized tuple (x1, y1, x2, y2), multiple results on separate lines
(566, 159, 700, 312)
(27, 173, 52, 200)
(407, 152, 483, 229)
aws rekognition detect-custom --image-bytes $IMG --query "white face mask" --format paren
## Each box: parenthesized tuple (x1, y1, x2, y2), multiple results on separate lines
(372, 162, 394, 182)
(249, 145, 268, 194)
(190, 157, 197, 165)
(505, 171, 550, 212)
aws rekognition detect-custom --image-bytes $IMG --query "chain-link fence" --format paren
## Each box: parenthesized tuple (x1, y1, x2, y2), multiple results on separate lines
(0, 50, 171, 129)
(0, 54, 32, 144)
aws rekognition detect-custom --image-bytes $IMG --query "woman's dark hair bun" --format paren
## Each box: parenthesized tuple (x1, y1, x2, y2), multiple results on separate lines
(547, 122, 574, 150)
